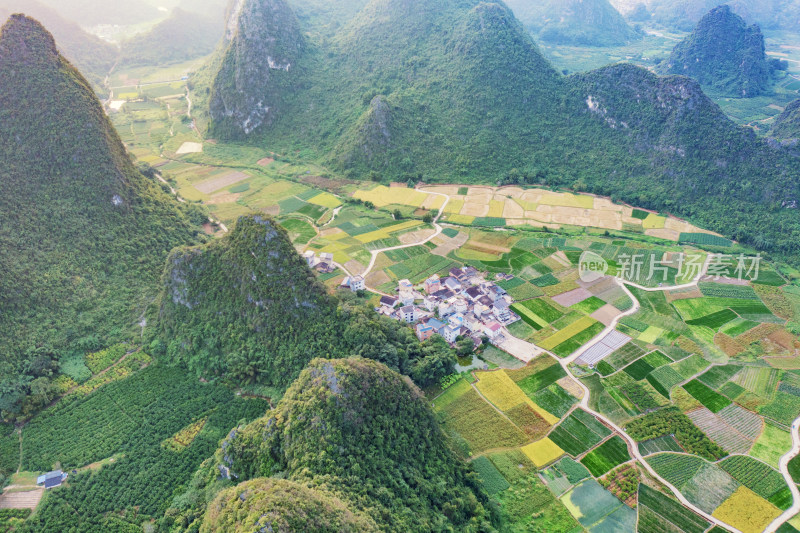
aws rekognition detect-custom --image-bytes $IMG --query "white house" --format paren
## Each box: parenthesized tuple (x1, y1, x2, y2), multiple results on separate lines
(493, 299, 511, 322)
(423, 296, 438, 312)
(454, 298, 469, 314)
(442, 325, 460, 343)
(448, 313, 465, 329)
(399, 279, 413, 291)
(399, 305, 417, 323)
(350, 275, 365, 292)
(438, 300, 453, 317)
(303, 250, 317, 267)
(399, 290, 416, 306)
(484, 321, 503, 339)
(320, 252, 334, 264)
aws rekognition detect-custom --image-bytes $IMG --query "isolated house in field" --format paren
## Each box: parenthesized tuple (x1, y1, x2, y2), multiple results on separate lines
(350, 275, 365, 292)
(37, 470, 67, 489)
(320, 252, 334, 264)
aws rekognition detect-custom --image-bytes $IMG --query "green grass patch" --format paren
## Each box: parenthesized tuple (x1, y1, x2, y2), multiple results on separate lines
(622, 358, 655, 381)
(580, 436, 630, 477)
(570, 296, 605, 314)
(471, 456, 511, 495)
(682, 380, 732, 413)
(697, 364, 741, 390)
(686, 309, 738, 329)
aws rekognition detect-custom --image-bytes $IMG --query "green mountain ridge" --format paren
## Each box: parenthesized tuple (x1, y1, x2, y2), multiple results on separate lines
(772, 99, 800, 141)
(198, 0, 800, 263)
(506, 0, 641, 46)
(661, 5, 773, 97)
(617, 0, 800, 32)
(164, 358, 493, 532)
(0, 14, 202, 419)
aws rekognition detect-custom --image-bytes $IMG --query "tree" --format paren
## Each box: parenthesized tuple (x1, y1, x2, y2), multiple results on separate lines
(393, 209, 402, 220)
(455, 337, 474, 357)
(423, 213, 433, 224)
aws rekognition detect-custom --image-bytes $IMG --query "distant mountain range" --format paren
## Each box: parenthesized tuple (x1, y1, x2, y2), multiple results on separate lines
(505, 0, 641, 46)
(196, 0, 800, 263)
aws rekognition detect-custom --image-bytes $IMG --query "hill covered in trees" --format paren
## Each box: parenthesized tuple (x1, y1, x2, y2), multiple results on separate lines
(772, 99, 800, 141)
(119, 8, 222, 68)
(0, 15, 203, 420)
(0, 1, 117, 86)
(196, 0, 800, 265)
(661, 5, 774, 97)
(505, 0, 640, 46)
(162, 358, 494, 532)
(155, 214, 457, 392)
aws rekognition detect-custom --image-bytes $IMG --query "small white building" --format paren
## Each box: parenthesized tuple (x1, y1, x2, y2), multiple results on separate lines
(350, 275, 365, 292)
(320, 252, 334, 264)
(442, 325, 460, 344)
(399, 305, 417, 324)
(399, 290, 416, 306)
(423, 296, 438, 312)
(303, 250, 317, 267)
(438, 300, 453, 317)
(493, 299, 511, 322)
(448, 313, 465, 329)
(453, 298, 469, 314)
(399, 279, 413, 291)
(484, 321, 503, 339)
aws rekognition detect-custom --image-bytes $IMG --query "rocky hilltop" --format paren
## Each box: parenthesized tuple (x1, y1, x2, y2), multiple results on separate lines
(661, 5, 773, 97)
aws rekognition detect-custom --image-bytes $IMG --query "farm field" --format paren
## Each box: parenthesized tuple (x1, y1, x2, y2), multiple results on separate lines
(96, 70, 800, 533)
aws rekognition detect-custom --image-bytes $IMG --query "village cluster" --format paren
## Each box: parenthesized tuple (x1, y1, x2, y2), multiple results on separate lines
(363, 266, 520, 350)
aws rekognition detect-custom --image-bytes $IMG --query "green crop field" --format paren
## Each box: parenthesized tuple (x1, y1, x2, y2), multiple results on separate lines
(686, 309, 739, 329)
(623, 358, 655, 381)
(648, 453, 704, 489)
(647, 366, 685, 397)
(682, 380, 732, 413)
(638, 485, 711, 533)
(698, 364, 742, 390)
(560, 479, 627, 530)
(719, 455, 787, 499)
(638, 435, 683, 455)
(606, 343, 647, 370)
(532, 384, 577, 418)
(580, 436, 630, 477)
(471, 456, 511, 495)
(547, 409, 610, 457)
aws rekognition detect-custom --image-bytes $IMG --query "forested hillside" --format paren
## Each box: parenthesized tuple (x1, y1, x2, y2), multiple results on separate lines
(661, 5, 773, 97)
(772, 99, 800, 141)
(0, 15, 203, 420)
(197, 0, 800, 264)
(0, 0, 117, 86)
(505, 0, 640, 46)
(162, 358, 494, 532)
(119, 8, 222, 68)
(156, 214, 457, 391)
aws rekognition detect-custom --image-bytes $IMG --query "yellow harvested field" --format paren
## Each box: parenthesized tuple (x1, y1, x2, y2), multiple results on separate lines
(415, 185, 716, 241)
(422, 194, 446, 211)
(474, 370, 558, 424)
(642, 213, 667, 229)
(353, 185, 428, 208)
(540, 317, 598, 350)
(307, 192, 342, 208)
(712, 487, 781, 533)
(447, 214, 476, 225)
(538, 192, 594, 209)
(487, 200, 505, 217)
(475, 370, 529, 411)
(444, 199, 464, 214)
(521, 438, 565, 468)
(354, 220, 422, 243)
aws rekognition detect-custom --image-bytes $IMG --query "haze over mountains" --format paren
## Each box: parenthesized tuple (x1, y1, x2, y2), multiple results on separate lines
(505, 0, 641, 46)
(612, 0, 800, 31)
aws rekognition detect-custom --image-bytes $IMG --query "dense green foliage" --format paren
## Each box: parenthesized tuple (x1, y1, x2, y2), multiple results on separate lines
(119, 9, 222, 68)
(15, 365, 269, 532)
(156, 214, 456, 391)
(164, 358, 494, 532)
(772, 99, 800, 141)
(0, 16, 202, 422)
(0, 0, 117, 86)
(661, 5, 773, 97)
(200, 478, 379, 532)
(626, 407, 727, 460)
(197, 0, 800, 266)
(505, 0, 640, 46)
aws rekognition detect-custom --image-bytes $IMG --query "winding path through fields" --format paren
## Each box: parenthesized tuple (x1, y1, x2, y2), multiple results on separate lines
(359, 201, 797, 532)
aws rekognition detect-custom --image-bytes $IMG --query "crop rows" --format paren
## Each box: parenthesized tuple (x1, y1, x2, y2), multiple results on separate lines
(580, 436, 630, 477)
(683, 380, 731, 413)
(638, 484, 710, 533)
(719, 455, 786, 499)
(686, 407, 753, 454)
(639, 435, 683, 455)
(547, 409, 610, 457)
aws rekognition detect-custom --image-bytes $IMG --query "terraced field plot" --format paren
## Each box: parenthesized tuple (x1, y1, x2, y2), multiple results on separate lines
(547, 409, 612, 457)
(682, 380, 731, 413)
(750, 423, 792, 469)
(712, 486, 782, 533)
(719, 455, 787, 499)
(637, 485, 711, 533)
(521, 437, 565, 468)
(560, 479, 634, 531)
(686, 407, 757, 454)
(732, 367, 780, 397)
(580, 436, 630, 477)
(638, 435, 683, 455)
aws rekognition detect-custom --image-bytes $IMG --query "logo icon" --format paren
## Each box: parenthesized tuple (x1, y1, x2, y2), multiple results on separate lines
(579, 251, 608, 283)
